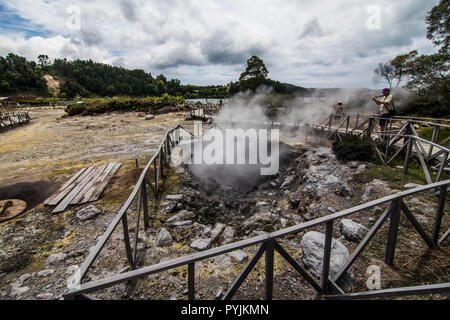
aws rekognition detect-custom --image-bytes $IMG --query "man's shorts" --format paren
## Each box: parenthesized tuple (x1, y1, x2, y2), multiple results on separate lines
(379, 113, 392, 127)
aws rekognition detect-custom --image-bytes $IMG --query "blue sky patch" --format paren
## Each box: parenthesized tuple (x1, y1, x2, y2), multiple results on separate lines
(0, 3, 52, 38)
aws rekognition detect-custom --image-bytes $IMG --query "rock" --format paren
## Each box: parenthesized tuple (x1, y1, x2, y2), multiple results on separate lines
(255, 202, 268, 212)
(301, 231, 353, 288)
(156, 228, 173, 247)
(165, 194, 183, 201)
(65, 265, 80, 275)
(14, 274, 31, 287)
(305, 204, 328, 221)
(404, 183, 422, 189)
(145, 114, 155, 120)
(339, 219, 368, 242)
(323, 175, 340, 187)
(327, 207, 337, 213)
(166, 210, 195, 224)
(374, 207, 383, 214)
(361, 186, 376, 202)
(244, 212, 281, 232)
(348, 162, 359, 169)
(336, 183, 352, 198)
(281, 175, 296, 189)
(226, 250, 248, 263)
(210, 223, 225, 241)
(76, 205, 102, 221)
(10, 274, 31, 297)
(190, 238, 213, 251)
(37, 269, 55, 277)
(220, 226, 235, 245)
(46, 252, 67, 266)
(36, 293, 54, 300)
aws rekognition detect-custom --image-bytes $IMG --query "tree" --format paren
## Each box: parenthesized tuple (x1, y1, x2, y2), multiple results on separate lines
(38, 54, 50, 69)
(239, 55, 269, 91)
(374, 50, 417, 89)
(426, 0, 449, 53)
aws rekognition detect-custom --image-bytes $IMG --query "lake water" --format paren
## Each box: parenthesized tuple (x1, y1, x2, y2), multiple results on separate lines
(186, 99, 228, 104)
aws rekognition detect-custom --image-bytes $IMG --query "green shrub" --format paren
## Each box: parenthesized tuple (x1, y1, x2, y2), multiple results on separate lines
(65, 104, 86, 116)
(332, 135, 376, 162)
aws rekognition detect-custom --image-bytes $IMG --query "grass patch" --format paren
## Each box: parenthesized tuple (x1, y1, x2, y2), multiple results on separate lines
(418, 126, 450, 145)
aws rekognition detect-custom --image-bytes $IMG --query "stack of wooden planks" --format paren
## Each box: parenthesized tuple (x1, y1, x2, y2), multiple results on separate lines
(45, 162, 121, 213)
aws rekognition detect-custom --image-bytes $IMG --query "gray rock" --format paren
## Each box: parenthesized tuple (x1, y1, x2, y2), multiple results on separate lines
(190, 238, 213, 251)
(305, 204, 328, 221)
(403, 183, 422, 189)
(220, 226, 235, 245)
(14, 274, 31, 287)
(76, 205, 102, 221)
(156, 228, 173, 247)
(37, 269, 55, 277)
(46, 252, 67, 266)
(165, 194, 183, 202)
(244, 212, 280, 232)
(336, 183, 352, 198)
(255, 201, 268, 212)
(374, 207, 383, 214)
(362, 186, 376, 202)
(327, 207, 337, 213)
(339, 219, 368, 241)
(36, 293, 54, 300)
(226, 250, 248, 263)
(10, 274, 32, 297)
(166, 210, 195, 224)
(281, 175, 296, 189)
(301, 231, 353, 288)
(210, 223, 225, 241)
(145, 114, 155, 120)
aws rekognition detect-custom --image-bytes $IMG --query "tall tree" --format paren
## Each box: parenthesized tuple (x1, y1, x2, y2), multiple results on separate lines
(238, 55, 269, 91)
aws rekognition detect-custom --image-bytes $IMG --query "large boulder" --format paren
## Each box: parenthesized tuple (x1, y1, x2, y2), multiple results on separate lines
(301, 231, 353, 288)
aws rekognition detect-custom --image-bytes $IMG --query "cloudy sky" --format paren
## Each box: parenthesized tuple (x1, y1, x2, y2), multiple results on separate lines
(0, 0, 441, 88)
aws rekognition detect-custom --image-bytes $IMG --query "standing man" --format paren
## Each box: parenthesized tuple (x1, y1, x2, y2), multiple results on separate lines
(333, 101, 344, 125)
(372, 88, 395, 133)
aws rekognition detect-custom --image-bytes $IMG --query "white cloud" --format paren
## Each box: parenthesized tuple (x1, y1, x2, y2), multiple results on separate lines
(0, 0, 441, 88)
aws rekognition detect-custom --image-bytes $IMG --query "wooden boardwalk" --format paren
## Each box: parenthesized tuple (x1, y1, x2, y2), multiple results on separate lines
(0, 112, 31, 131)
(45, 162, 121, 213)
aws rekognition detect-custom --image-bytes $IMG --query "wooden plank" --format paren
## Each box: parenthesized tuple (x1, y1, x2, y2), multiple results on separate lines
(71, 165, 108, 204)
(88, 162, 122, 202)
(80, 163, 117, 204)
(45, 167, 95, 206)
(52, 166, 104, 213)
(44, 167, 87, 205)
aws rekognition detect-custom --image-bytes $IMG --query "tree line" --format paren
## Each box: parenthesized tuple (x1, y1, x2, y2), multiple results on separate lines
(0, 51, 304, 99)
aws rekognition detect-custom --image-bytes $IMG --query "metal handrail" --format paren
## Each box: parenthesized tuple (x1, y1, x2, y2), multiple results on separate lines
(64, 178, 450, 299)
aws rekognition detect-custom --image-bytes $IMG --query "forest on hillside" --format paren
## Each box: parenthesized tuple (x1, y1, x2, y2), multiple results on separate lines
(0, 54, 303, 99)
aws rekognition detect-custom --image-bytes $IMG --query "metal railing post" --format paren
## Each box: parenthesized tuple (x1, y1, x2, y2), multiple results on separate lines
(265, 240, 274, 300)
(142, 179, 149, 229)
(188, 263, 195, 300)
(385, 199, 401, 266)
(121, 214, 134, 266)
(433, 186, 447, 245)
